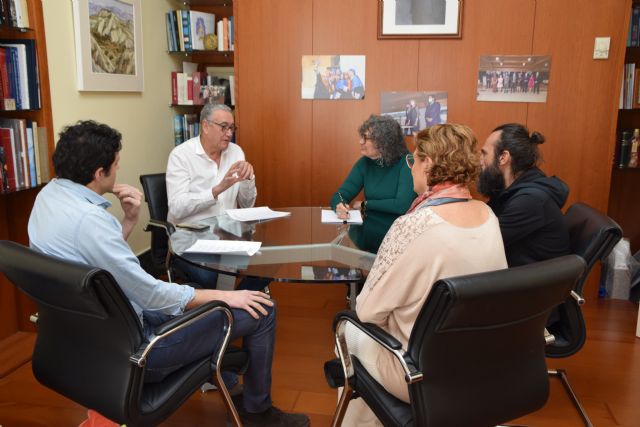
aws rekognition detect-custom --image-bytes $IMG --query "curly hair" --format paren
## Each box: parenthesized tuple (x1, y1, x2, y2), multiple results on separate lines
(415, 124, 480, 186)
(53, 120, 122, 185)
(358, 114, 408, 166)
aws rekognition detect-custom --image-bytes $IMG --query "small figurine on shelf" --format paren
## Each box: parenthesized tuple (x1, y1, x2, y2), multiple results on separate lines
(629, 128, 639, 168)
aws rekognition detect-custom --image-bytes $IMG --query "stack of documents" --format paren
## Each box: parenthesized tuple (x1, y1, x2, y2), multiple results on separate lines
(321, 209, 363, 224)
(226, 206, 291, 222)
(184, 240, 261, 256)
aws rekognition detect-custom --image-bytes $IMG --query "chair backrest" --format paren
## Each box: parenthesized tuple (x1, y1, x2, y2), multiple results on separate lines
(564, 202, 622, 294)
(544, 203, 622, 359)
(407, 255, 585, 427)
(0, 240, 145, 422)
(140, 173, 170, 267)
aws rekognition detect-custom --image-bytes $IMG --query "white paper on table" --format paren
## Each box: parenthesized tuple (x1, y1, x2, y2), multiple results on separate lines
(321, 209, 363, 224)
(184, 240, 262, 256)
(225, 206, 291, 222)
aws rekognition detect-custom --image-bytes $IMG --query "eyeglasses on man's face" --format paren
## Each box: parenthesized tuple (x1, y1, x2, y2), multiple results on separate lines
(405, 153, 415, 168)
(207, 120, 237, 134)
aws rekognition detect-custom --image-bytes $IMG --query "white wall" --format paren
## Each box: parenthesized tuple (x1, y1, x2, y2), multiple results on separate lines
(42, 0, 181, 253)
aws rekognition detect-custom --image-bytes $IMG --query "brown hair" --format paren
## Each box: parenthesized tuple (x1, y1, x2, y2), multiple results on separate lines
(414, 124, 480, 186)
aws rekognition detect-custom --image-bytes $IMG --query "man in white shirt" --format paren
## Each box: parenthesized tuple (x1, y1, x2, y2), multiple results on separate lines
(167, 103, 256, 225)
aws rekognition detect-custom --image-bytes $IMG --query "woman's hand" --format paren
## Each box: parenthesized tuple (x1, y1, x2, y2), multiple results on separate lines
(336, 202, 350, 220)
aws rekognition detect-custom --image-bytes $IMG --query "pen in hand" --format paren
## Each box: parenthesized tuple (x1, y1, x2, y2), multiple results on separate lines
(337, 192, 350, 223)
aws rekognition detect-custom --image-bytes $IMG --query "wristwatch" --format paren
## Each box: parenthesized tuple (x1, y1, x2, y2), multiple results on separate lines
(360, 200, 367, 217)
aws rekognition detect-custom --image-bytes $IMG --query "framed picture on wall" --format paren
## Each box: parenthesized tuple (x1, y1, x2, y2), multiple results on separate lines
(378, 0, 463, 39)
(72, 0, 144, 92)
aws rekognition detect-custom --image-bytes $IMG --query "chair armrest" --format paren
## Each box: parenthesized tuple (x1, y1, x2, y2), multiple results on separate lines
(130, 301, 232, 367)
(333, 310, 422, 384)
(144, 219, 176, 236)
(333, 310, 402, 350)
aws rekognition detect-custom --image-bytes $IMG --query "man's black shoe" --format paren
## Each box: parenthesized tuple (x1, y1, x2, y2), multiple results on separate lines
(228, 404, 310, 427)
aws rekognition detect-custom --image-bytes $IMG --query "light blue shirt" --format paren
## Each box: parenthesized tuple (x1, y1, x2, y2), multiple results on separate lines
(28, 179, 195, 324)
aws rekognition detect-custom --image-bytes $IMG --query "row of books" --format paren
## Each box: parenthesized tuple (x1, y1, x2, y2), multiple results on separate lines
(628, 4, 640, 47)
(619, 63, 640, 110)
(171, 70, 235, 107)
(173, 113, 199, 146)
(0, 39, 41, 111)
(166, 10, 234, 53)
(0, 0, 30, 28)
(0, 118, 49, 193)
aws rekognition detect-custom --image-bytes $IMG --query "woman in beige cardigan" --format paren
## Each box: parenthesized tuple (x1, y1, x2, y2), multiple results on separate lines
(342, 124, 508, 426)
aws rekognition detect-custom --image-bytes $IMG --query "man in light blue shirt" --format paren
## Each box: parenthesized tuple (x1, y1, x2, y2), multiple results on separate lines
(28, 120, 309, 427)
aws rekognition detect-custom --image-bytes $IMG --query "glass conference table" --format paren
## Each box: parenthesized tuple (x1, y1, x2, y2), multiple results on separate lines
(169, 207, 377, 308)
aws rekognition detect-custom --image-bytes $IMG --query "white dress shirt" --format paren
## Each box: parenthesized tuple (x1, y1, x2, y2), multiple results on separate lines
(166, 136, 257, 224)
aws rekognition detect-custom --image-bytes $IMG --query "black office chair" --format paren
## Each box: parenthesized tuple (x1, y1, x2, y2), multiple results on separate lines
(139, 173, 178, 281)
(325, 255, 586, 427)
(545, 203, 622, 427)
(0, 240, 246, 427)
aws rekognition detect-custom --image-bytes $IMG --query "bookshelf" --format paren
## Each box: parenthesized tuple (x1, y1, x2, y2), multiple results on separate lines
(609, 2, 640, 253)
(0, 0, 54, 339)
(168, 0, 236, 145)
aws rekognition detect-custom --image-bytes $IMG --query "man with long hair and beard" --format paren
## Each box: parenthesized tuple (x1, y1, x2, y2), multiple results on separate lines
(477, 123, 571, 267)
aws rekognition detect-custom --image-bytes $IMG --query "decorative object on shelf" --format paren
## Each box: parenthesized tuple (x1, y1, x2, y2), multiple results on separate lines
(378, 0, 463, 39)
(204, 34, 218, 50)
(477, 55, 551, 103)
(72, 0, 144, 92)
(301, 55, 366, 100)
(629, 129, 639, 168)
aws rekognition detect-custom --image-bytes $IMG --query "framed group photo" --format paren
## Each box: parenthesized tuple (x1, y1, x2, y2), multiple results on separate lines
(378, 0, 463, 39)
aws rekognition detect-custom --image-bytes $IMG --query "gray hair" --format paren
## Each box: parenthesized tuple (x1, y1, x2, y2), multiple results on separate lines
(358, 114, 408, 166)
(200, 103, 233, 123)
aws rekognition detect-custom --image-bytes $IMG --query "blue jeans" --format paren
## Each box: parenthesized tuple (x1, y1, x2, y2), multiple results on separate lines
(142, 301, 276, 413)
(175, 256, 271, 291)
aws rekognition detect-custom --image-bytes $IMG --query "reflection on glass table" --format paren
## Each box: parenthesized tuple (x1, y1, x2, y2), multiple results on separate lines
(170, 208, 378, 298)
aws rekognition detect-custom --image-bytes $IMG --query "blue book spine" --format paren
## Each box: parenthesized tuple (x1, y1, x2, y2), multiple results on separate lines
(173, 115, 184, 145)
(181, 10, 191, 51)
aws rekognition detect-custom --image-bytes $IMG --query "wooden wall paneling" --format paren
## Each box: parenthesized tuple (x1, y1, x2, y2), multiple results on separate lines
(528, 0, 630, 298)
(236, 0, 313, 208)
(415, 0, 534, 141)
(311, 0, 419, 206)
(527, 0, 630, 213)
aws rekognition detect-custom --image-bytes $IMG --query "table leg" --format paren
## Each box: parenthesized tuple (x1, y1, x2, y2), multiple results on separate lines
(349, 282, 357, 310)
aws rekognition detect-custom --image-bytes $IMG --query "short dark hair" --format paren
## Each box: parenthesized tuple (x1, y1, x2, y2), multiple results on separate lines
(53, 120, 122, 185)
(358, 114, 408, 166)
(492, 123, 545, 175)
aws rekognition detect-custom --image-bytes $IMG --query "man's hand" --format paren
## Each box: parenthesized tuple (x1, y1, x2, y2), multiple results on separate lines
(113, 184, 143, 222)
(212, 161, 255, 199)
(112, 183, 143, 240)
(190, 289, 273, 319)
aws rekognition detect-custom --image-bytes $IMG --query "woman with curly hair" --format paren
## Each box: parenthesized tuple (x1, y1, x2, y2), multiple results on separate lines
(339, 124, 507, 427)
(330, 114, 416, 252)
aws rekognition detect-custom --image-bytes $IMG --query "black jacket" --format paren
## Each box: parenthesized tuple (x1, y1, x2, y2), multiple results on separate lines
(489, 168, 571, 267)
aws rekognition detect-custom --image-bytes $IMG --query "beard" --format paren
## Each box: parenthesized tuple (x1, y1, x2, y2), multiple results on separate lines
(477, 162, 506, 198)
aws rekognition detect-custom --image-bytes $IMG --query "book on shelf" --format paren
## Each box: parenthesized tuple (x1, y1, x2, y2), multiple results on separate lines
(0, 127, 16, 191)
(0, 39, 41, 111)
(0, 119, 48, 190)
(0, 0, 29, 28)
(629, 4, 640, 47)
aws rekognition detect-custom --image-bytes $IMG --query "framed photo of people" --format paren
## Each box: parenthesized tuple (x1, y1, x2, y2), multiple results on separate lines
(378, 0, 463, 39)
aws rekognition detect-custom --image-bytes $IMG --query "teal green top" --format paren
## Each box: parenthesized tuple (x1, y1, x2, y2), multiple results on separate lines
(330, 156, 416, 253)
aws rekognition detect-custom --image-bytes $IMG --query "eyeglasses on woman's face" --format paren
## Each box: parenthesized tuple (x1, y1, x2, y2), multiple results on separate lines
(359, 134, 374, 144)
(405, 153, 415, 168)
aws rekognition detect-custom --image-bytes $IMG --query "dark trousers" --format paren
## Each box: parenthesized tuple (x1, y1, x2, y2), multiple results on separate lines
(174, 256, 271, 291)
(142, 301, 277, 413)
